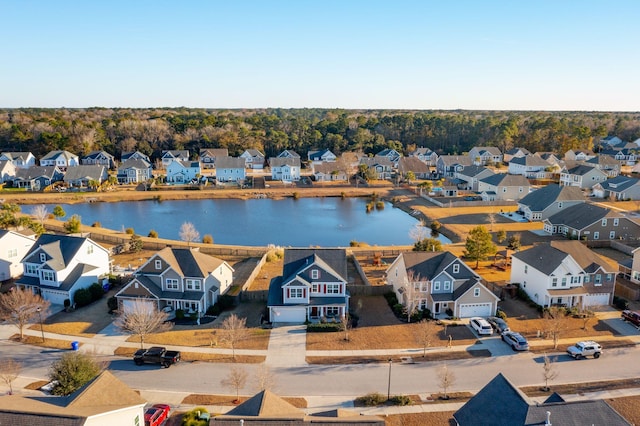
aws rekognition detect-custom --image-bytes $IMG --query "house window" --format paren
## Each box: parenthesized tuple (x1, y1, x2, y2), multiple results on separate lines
(434, 282, 440, 291)
(571, 276, 580, 284)
(311, 269, 319, 279)
(327, 284, 341, 294)
(613, 218, 619, 226)
(312, 284, 319, 293)
(166, 279, 179, 290)
(186, 279, 201, 291)
(473, 288, 480, 297)
(552, 278, 557, 287)
(87, 245, 93, 254)
(595, 274, 602, 285)
(610, 231, 615, 239)
(561, 277, 567, 287)
(602, 219, 607, 226)
(155, 260, 162, 269)
(593, 232, 599, 240)
(524, 265, 528, 274)
(453, 264, 459, 274)
(290, 288, 304, 298)
(444, 281, 451, 291)
(584, 275, 590, 283)
(7, 248, 17, 258)
(519, 187, 523, 193)
(326, 307, 340, 317)
(42, 270, 55, 281)
(25, 264, 38, 275)
(40, 253, 46, 263)
(607, 273, 613, 281)
(421, 282, 428, 292)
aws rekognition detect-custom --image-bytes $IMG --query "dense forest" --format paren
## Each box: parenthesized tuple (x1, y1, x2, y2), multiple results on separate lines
(1, 108, 640, 161)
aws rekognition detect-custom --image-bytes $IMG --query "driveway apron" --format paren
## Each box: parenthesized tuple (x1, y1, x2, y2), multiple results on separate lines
(265, 324, 307, 366)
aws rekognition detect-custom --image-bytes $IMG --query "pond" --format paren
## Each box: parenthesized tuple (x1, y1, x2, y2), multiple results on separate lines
(42, 197, 451, 247)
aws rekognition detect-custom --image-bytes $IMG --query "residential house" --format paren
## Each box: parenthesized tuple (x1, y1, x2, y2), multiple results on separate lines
(620, 248, 640, 284)
(535, 151, 564, 169)
(507, 155, 555, 179)
(0, 151, 36, 168)
(215, 156, 246, 182)
(121, 150, 151, 163)
(598, 135, 624, 149)
(468, 146, 503, 165)
(584, 154, 622, 176)
(503, 147, 531, 163)
(375, 148, 402, 167)
(312, 162, 348, 182)
(165, 159, 201, 184)
(559, 164, 608, 189)
(308, 148, 337, 164)
(477, 173, 530, 201)
(160, 150, 189, 168)
(359, 156, 393, 180)
(544, 203, 640, 241)
(15, 234, 110, 305)
(117, 158, 153, 184)
(564, 149, 596, 162)
(269, 157, 301, 182)
(277, 149, 301, 159)
(592, 175, 640, 200)
(510, 240, 617, 308)
(213, 390, 384, 425)
(398, 156, 431, 180)
(115, 247, 234, 315)
(63, 165, 109, 188)
(0, 230, 36, 280)
(0, 160, 16, 183)
(80, 150, 115, 169)
(199, 148, 229, 168)
(455, 165, 494, 191)
(12, 166, 64, 190)
(40, 150, 79, 170)
(517, 184, 585, 221)
(0, 371, 147, 426)
(267, 249, 350, 323)
(339, 151, 363, 172)
(240, 149, 265, 169)
(410, 147, 438, 166)
(454, 373, 631, 426)
(386, 251, 499, 318)
(436, 155, 472, 178)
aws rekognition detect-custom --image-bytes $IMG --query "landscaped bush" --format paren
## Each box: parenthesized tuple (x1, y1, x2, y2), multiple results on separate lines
(206, 304, 221, 316)
(107, 296, 118, 314)
(445, 308, 454, 317)
(125, 227, 134, 235)
(73, 288, 92, 308)
(496, 309, 507, 320)
(307, 322, 342, 332)
(355, 392, 386, 406)
(175, 309, 185, 320)
(181, 407, 209, 426)
(88, 283, 104, 302)
(613, 296, 629, 310)
(389, 395, 412, 406)
(384, 291, 398, 306)
(148, 230, 158, 238)
(392, 303, 404, 316)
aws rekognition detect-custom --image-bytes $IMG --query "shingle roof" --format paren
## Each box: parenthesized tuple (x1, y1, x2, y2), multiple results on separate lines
(225, 390, 304, 418)
(438, 155, 472, 166)
(360, 157, 393, 168)
(545, 203, 611, 229)
(597, 175, 639, 191)
(23, 234, 90, 270)
(518, 184, 585, 212)
(480, 173, 529, 187)
(313, 162, 341, 174)
(118, 158, 152, 170)
(525, 399, 631, 425)
(14, 166, 60, 180)
(63, 165, 106, 182)
(512, 241, 616, 275)
(397, 157, 430, 174)
(564, 164, 602, 176)
(41, 150, 78, 161)
(282, 249, 348, 282)
(399, 251, 476, 281)
(457, 165, 491, 178)
(215, 156, 246, 169)
(269, 157, 301, 167)
(509, 155, 550, 167)
(155, 247, 226, 278)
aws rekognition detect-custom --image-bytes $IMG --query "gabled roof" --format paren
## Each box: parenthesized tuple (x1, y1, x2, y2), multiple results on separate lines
(167, 160, 200, 169)
(525, 399, 631, 425)
(585, 155, 620, 167)
(471, 146, 502, 155)
(242, 149, 265, 158)
(597, 175, 639, 191)
(563, 164, 604, 176)
(0, 151, 34, 161)
(411, 147, 435, 155)
(438, 155, 473, 166)
(215, 156, 246, 169)
(121, 151, 150, 161)
(282, 249, 348, 282)
(277, 149, 301, 158)
(505, 147, 531, 156)
(512, 241, 615, 274)
(152, 247, 227, 278)
(23, 234, 92, 270)
(397, 251, 476, 281)
(359, 156, 393, 168)
(546, 203, 614, 229)
(397, 157, 430, 174)
(81, 150, 114, 160)
(225, 390, 304, 418)
(14, 166, 61, 180)
(199, 148, 228, 157)
(549, 240, 616, 272)
(308, 148, 335, 160)
(41, 150, 78, 161)
(509, 155, 550, 167)
(63, 165, 106, 182)
(269, 157, 301, 168)
(161, 149, 189, 159)
(518, 184, 585, 212)
(480, 173, 529, 187)
(313, 162, 342, 174)
(456, 165, 492, 178)
(118, 158, 152, 170)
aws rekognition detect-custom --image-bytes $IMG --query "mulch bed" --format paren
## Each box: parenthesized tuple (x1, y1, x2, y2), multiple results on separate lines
(182, 393, 307, 408)
(306, 349, 491, 365)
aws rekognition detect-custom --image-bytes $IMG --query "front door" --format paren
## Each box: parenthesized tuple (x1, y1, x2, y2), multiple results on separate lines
(434, 303, 440, 314)
(310, 307, 319, 318)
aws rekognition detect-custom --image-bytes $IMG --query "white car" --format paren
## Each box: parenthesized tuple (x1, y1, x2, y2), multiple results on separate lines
(469, 317, 493, 335)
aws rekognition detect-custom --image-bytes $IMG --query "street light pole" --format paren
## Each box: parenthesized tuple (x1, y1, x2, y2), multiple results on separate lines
(37, 307, 45, 342)
(387, 358, 392, 401)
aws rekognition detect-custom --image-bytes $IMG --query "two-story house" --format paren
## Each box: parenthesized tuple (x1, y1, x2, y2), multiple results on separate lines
(559, 164, 608, 189)
(269, 157, 301, 182)
(386, 251, 499, 318)
(117, 158, 153, 184)
(12, 166, 64, 191)
(436, 155, 472, 178)
(15, 234, 110, 305)
(410, 147, 438, 166)
(121, 150, 151, 163)
(359, 157, 393, 180)
(276, 149, 301, 159)
(517, 184, 585, 221)
(308, 148, 337, 164)
(0, 160, 16, 183)
(507, 155, 554, 179)
(503, 147, 531, 163)
(312, 162, 349, 182)
(0, 151, 36, 169)
(398, 156, 431, 180)
(564, 149, 596, 162)
(215, 156, 246, 182)
(63, 165, 109, 188)
(375, 148, 402, 167)
(584, 154, 621, 177)
(543, 203, 640, 241)
(0, 230, 36, 280)
(468, 147, 503, 165)
(80, 150, 116, 169)
(40, 150, 79, 170)
(240, 149, 265, 169)
(165, 160, 201, 184)
(115, 247, 234, 315)
(199, 148, 229, 168)
(161, 150, 189, 168)
(510, 240, 617, 308)
(267, 249, 350, 323)
(455, 165, 494, 191)
(477, 173, 530, 201)
(592, 175, 640, 200)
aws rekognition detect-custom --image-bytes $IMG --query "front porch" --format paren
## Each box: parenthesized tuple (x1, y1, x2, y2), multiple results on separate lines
(544, 287, 587, 308)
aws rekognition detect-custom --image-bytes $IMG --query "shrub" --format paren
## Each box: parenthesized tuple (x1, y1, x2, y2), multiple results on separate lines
(496, 309, 507, 320)
(422, 309, 432, 320)
(202, 234, 213, 244)
(355, 392, 386, 406)
(389, 395, 412, 406)
(125, 227, 134, 235)
(307, 322, 342, 332)
(410, 309, 422, 323)
(206, 304, 221, 316)
(175, 309, 185, 320)
(107, 296, 118, 313)
(148, 230, 158, 238)
(266, 249, 284, 262)
(292, 191, 299, 200)
(384, 291, 398, 306)
(445, 308, 453, 317)
(88, 283, 104, 302)
(393, 303, 404, 316)
(181, 407, 209, 426)
(613, 296, 629, 310)
(91, 221, 101, 228)
(73, 288, 92, 308)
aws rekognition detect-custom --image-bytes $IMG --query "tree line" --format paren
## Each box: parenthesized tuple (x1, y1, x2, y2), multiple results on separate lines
(1, 108, 640, 162)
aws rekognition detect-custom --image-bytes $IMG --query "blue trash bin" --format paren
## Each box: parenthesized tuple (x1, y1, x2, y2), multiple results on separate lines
(71, 341, 79, 351)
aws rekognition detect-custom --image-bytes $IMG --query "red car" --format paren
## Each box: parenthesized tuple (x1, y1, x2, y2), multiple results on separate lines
(144, 404, 170, 426)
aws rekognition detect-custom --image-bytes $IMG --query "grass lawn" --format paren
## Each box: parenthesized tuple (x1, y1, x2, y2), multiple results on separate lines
(307, 350, 490, 365)
(11, 334, 77, 350)
(182, 394, 307, 408)
(114, 347, 264, 363)
(127, 327, 270, 350)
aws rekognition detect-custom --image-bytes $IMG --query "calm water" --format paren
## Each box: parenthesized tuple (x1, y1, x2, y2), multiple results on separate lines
(42, 198, 449, 247)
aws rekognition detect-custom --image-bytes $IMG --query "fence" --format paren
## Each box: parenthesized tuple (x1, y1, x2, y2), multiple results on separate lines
(615, 277, 640, 301)
(418, 194, 516, 208)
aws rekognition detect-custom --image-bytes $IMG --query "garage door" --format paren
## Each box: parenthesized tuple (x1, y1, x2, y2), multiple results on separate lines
(583, 294, 610, 307)
(459, 303, 492, 318)
(271, 307, 306, 323)
(121, 299, 155, 313)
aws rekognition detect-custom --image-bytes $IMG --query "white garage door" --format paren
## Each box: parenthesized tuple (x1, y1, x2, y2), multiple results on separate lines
(459, 303, 492, 318)
(41, 290, 68, 306)
(121, 299, 155, 313)
(583, 293, 610, 307)
(271, 307, 306, 323)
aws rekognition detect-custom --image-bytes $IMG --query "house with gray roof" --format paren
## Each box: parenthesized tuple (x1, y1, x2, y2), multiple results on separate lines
(507, 155, 555, 179)
(468, 146, 503, 165)
(80, 150, 115, 169)
(276, 149, 301, 159)
(455, 165, 494, 191)
(584, 154, 622, 176)
(0, 229, 36, 280)
(511, 240, 617, 308)
(160, 149, 189, 167)
(410, 147, 438, 165)
(503, 147, 531, 163)
(268, 249, 349, 323)
(359, 156, 393, 180)
(63, 165, 109, 188)
(592, 175, 640, 200)
(0, 370, 146, 426)
(117, 158, 153, 184)
(269, 157, 301, 181)
(544, 203, 640, 241)
(16, 234, 110, 305)
(12, 166, 64, 190)
(386, 251, 499, 318)
(121, 150, 151, 163)
(375, 148, 402, 166)
(398, 156, 431, 180)
(165, 159, 201, 184)
(199, 148, 229, 168)
(517, 184, 585, 221)
(0, 160, 16, 183)
(0, 151, 36, 168)
(115, 247, 234, 315)
(454, 373, 631, 426)
(564, 149, 596, 162)
(477, 173, 530, 201)
(559, 164, 608, 189)
(40, 150, 79, 170)
(240, 148, 265, 169)
(215, 156, 246, 182)
(308, 148, 337, 164)
(312, 161, 349, 182)
(436, 155, 473, 177)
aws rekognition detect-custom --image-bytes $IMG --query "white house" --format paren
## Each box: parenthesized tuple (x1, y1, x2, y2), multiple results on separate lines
(117, 158, 153, 184)
(507, 155, 555, 179)
(269, 157, 301, 181)
(559, 164, 608, 189)
(0, 230, 35, 280)
(0, 160, 16, 183)
(165, 159, 201, 184)
(15, 234, 110, 305)
(80, 150, 116, 169)
(0, 151, 36, 169)
(308, 148, 337, 164)
(215, 156, 246, 182)
(161, 150, 189, 168)
(240, 149, 265, 169)
(510, 240, 616, 308)
(40, 150, 79, 170)
(468, 146, 503, 165)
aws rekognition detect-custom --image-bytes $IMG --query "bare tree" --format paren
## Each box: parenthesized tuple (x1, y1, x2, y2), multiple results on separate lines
(220, 314, 249, 360)
(416, 319, 435, 357)
(402, 271, 424, 323)
(113, 299, 172, 348)
(408, 219, 428, 244)
(578, 305, 598, 330)
(179, 221, 200, 247)
(438, 364, 456, 400)
(544, 306, 569, 349)
(0, 289, 50, 340)
(30, 204, 49, 225)
(221, 366, 248, 402)
(0, 358, 21, 395)
(487, 212, 496, 232)
(541, 353, 558, 391)
(253, 364, 277, 392)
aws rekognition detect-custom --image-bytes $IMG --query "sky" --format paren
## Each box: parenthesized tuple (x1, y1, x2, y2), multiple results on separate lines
(1, 0, 639, 111)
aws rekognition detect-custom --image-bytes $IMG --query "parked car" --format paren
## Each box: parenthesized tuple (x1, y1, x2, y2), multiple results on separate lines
(566, 341, 602, 359)
(144, 404, 170, 426)
(501, 331, 529, 351)
(621, 310, 640, 327)
(486, 316, 510, 334)
(469, 317, 493, 335)
(134, 346, 181, 368)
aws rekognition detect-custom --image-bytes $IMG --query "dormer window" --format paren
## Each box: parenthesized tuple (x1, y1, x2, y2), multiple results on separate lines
(40, 253, 46, 263)
(155, 260, 162, 270)
(311, 269, 319, 279)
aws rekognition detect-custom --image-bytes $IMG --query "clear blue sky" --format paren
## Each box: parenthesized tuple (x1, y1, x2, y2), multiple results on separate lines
(2, 0, 639, 111)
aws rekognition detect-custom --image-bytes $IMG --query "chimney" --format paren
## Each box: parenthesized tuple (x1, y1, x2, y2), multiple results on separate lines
(545, 411, 551, 426)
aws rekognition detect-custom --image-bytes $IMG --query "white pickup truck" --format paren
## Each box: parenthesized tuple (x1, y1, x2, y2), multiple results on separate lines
(566, 341, 602, 359)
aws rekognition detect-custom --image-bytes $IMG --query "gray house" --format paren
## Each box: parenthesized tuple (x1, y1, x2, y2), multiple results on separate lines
(199, 148, 229, 168)
(117, 158, 153, 184)
(455, 165, 494, 191)
(517, 184, 585, 221)
(468, 146, 503, 165)
(397, 156, 431, 179)
(560, 164, 608, 189)
(592, 175, 640, 200)
(544, 203, 640, 241)
(12, 166, 63, 190)
(63, 165, 109, 187)
(436, 155, 473, 177)
(477, 173, 530, 201)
